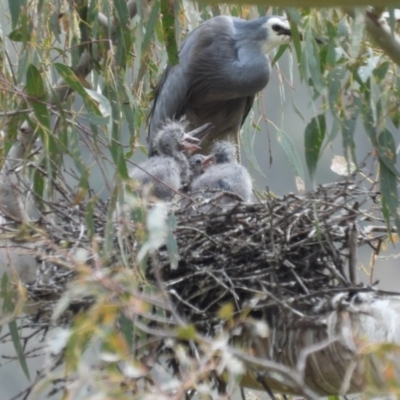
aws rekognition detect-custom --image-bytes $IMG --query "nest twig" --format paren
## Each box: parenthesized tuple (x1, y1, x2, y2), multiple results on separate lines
(148, 180, 386, 334)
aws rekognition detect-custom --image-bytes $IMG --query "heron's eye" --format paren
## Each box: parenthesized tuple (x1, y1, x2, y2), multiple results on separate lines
(195, 159, 202, 165)
(272, 24, 282, 33)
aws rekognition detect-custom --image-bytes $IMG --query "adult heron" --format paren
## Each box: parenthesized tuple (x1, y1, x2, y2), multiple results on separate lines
(148, 15, 291, 155)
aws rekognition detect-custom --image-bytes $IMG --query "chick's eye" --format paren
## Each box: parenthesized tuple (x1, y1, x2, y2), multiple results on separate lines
(195, 159, 202, 165)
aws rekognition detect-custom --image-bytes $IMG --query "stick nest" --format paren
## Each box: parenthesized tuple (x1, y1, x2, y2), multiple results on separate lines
(7, 178, 385, 332)
(150, 180, 384, 334)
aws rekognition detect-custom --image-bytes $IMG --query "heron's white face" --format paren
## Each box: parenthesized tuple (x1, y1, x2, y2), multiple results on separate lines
(262, 17, 291, 54)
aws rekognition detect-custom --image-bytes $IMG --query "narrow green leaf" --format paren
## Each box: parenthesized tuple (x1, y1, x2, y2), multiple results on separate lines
(9, 320, 30, 379)
(286, 8, 303, 65)
(85, 89, 112, 134)
(379, 160, 400, 234)
(326, 116, 340, 145)
(26, 64, 50, 130)
(114, 0, 133, 68)
(1, 273, 11, 315)
(305, 30, 323, 93)
(342, 94, 360, 163)
(67, 125, 84, 175)
(390, 109, 400, 129)
(8, 29, 31, 42)
(377, 129, 400, 178)
(49, 9, 61, 43)
(272, 44, 289, 67)
(33, 169, 45, 202)
(121, 86, 135, 139)
(325, 22, 338, 68)
(349, 11, 364, 62)
(105, 187, 119, 256)
(299, 35, 309, 84)
(361, 95, 378, 147)
(337, 16, 350, 44)
(373, 61, 390, 83)
(114, 0, 129, 26)
(54, 63, 101, 115)
(115, 148, 130, 181)
(160, 0, 179, 65)
(291, 95, 306, 123)
(85, 197, 97, 240)
(54, 63, 88, 98)
(142, 2, 160, 53)
(371, 128, 400, 231)
(304, 114, 326, 181)
(241, 116, 267, 179)
(328, 66, 346, 118)
(8, 0, 27, 29)
(276, 129, 304, 180)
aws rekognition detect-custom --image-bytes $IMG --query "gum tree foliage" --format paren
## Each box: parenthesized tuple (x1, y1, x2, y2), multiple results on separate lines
(0, 0, 400, 398)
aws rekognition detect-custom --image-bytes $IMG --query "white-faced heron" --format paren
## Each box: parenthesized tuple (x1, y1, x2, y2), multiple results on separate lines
(131, 119, 211, 200)
(148, 15, 291, 155)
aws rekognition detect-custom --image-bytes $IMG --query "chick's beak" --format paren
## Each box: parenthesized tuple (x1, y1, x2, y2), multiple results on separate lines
(202, 154, 215, 168)
(180, 133, 202, 152)
(180, 123, 214, 153)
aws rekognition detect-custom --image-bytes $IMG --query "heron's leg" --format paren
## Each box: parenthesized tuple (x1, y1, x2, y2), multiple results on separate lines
(230, 129, 241, 164)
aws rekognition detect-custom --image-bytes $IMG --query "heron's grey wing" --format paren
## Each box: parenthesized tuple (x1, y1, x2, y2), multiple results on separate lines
(147, 26, 208, 156)
(147, 64, 189, 155)
(240, 95, 255, 128)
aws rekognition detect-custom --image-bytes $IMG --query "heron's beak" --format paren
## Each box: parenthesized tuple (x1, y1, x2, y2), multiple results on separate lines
(278, 28, 291, 37)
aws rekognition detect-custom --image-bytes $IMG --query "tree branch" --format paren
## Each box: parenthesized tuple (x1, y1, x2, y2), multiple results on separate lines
(346, 8, 400, 67)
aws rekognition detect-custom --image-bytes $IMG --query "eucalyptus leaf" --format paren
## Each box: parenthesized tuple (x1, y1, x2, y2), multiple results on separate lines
(160, 0, 179, 65)
(276, 129, 304, 180)
(9, 319, 30, 380)
(304, 114, 326, 181)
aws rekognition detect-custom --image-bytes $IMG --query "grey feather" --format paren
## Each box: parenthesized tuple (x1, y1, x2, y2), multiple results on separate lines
(131, 120, 191, 200)
(191, 141, 252, 201)
(148, 15, 290, 155)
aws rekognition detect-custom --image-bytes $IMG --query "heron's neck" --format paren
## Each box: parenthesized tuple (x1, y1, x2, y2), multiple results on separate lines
(229, 42, 270, 94)
(261, 40, 281, 56)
